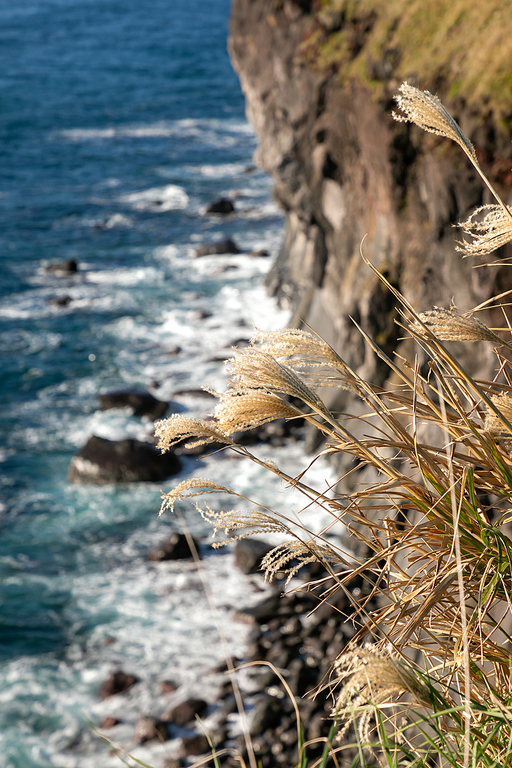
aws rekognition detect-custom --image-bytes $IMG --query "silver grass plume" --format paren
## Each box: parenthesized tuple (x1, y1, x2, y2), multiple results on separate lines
(154, 414, 233, 451)
(394, 81, 512, 241)
(159, 478, 237, 516)
(457, 204, 512, 257)
(393, 82, 477, 165)
(250, 327, 355, 389)
(261, 539, 341, 583)
(228, 347, 328, 412)
(416, 307, 502, 344)
(214, 390, 303, 435)
(333, 645, 431, 747)
(484, 393, 512, 435)
(198, 504, 294, 544)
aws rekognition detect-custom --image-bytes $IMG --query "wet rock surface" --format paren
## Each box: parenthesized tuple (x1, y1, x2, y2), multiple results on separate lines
(163, 698, 208, 726)
(194, 238, 240, 257)
(206, 198, 236, 214)
(97, 545, 369, 766)
(99, 671, 139, 700)
(44, 258, 78, 274)
(67, 435, 181, 484)
(133, 715, 169, 744)
(234, 538, 274, 575)
(98, 389, 169, 419)
(146, 532, 201, 562)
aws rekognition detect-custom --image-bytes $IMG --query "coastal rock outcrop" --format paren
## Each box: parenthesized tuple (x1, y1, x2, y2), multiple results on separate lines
(67, 435, 181, 484)
(97, 389, 168, 420)
(194, 238, 240, 257)
(146, 532, 200, 562)
(229, 0, 512, 482)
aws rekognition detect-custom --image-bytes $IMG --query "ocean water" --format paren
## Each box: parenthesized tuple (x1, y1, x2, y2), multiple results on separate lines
(0, 2, 339, 766)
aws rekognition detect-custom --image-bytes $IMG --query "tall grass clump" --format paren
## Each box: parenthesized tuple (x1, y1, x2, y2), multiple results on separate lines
(156, 83, 512, 767)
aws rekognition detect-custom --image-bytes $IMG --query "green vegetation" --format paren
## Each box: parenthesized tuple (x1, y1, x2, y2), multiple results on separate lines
(301, 0, 512, 122)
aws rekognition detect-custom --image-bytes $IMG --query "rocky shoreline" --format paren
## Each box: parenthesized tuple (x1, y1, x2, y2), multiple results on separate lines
(96, 538, 369, 768)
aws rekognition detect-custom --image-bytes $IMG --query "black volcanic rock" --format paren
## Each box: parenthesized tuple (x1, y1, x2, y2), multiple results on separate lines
(47, 295, 72, 306)
(146, 532, 199, 562)
(234, 538, 274, 575)
(206, 198, 236, 214)
(44, 258, 78, 274)
(194, 238, 240, 257)
(163, 698, 208, 725)
(99, 671, 139, 700)
(98, 389, 168, 420)
(133, 716, 169, 744)
(67, 435, 181, 484)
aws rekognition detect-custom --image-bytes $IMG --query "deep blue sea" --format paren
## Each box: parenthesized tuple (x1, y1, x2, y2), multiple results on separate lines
(0, 3, 338, 766)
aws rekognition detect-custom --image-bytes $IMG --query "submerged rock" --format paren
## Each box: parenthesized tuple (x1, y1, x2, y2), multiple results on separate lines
(194, 238, 240, 257)
(47, 295, 72, 306)
(146, 532, 200, 562)
(97, 389, 168, 420)
(205, 198, 236, 214)
(100, 716, 121, 728)
(99, 671, 139, 700)
(67, 435, 181, 484)
(44, 258, 78, 274)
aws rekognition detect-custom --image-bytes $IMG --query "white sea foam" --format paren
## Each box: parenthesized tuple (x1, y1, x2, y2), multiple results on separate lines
(58, 118, 254, 145)
(179, 162, 249, 178)
(119, 184, 189, 212)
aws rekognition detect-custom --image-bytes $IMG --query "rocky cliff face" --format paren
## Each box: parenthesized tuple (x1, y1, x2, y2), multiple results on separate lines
(229, 0, 512, 472)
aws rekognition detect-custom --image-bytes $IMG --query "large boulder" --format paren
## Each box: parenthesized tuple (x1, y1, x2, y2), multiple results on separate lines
(97, 389, 168, 420)
(67, 435, 181, 484)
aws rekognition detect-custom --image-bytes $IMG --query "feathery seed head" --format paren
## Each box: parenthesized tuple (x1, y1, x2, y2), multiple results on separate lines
(199, 505, 293, 545)
(416, 307, 500, 343)
(229, 347, 327, 411)
(333, 645, 431, 745)
(457, 204, 512, 257)
(251, 327, 343, 368)
(214, 390, 303, 434)
(250, 327, 356, 389)
(154, 414, 233, 451)
(261, 539, 340, 583)
(484, 393, 512, 435)
(393, 82, 477, 164)
(159, 478, 235, 516)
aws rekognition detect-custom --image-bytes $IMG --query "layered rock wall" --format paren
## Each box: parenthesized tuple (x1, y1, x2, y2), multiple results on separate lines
(229, 0, 512, 475)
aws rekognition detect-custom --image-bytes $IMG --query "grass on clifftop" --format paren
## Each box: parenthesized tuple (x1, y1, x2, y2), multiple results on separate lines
(302, 0, 512, 124)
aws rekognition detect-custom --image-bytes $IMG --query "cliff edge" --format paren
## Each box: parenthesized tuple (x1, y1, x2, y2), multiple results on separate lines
(229, 0, 512, 470)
